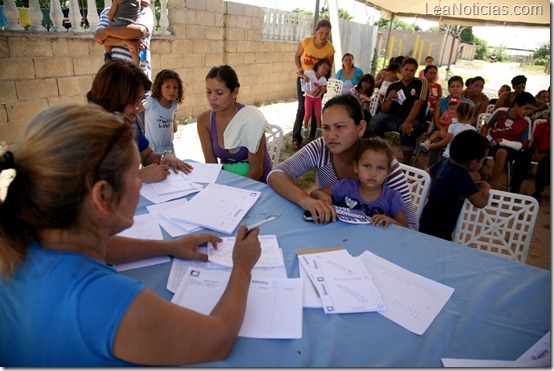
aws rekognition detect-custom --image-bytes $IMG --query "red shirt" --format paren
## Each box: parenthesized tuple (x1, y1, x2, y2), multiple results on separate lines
(489, 110, 530, 143)
(533, 121, 550, 151)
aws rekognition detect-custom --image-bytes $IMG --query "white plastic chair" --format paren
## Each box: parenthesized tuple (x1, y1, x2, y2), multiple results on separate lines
(322, 78, 344, 107)
(485, 104, 495, 114)
(452, 189, 539, 263)
(476, 112, 492, 131)
(265, 124, 283, 167)
(368, 93, 380, 117)
(528, 119, 547, 175)
(399, 163, 431, 219)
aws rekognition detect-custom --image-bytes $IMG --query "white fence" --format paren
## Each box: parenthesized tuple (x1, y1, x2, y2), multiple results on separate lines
(0, 0, 170, 35)
(261, 8, 313, 42)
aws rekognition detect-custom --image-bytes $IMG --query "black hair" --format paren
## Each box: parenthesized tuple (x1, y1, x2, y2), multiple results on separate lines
(323, 94, 364, 126)
(423, 64, 438, 75)
(472, 76, 485, 84)
(388, 62, 400, 72)
(402, 57, 418, 69)
(315, 19, 331, 31)
(449, 130, 490, 164)
(313, 58, 332, 79)
(465, 77, 474, 88)
(448, 75, 464, 87)
(513, 91, 536, 107)
(356, 74, 375, 96)
(456, 101, 473, 122)
(511, 75, 527, 86)
(206, 65, 240, 91)
(355, 137, 393, 167)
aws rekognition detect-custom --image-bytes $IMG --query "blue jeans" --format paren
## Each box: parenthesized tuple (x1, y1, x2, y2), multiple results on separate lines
(371, 113, 425, 151)
(293, 77, 317, 144)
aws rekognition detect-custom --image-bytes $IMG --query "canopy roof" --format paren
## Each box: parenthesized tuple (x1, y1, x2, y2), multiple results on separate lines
(359, 0, 550, 28)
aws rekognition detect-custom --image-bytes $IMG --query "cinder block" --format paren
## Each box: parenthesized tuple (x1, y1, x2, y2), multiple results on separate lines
(0, 122, 24, 146)
(47, 95, 87, 106)
(0, 59, 35, 80)
(172, 39, 193, 54)
(247, 29, 262, 41)
(225, 1, 245, 16)
(168, 0, 186, 9)
(192, 40, 213, 54)
(244, 5, 259, 17)
(154, 39, 172, 54)
(187, 26, 208, 39)
(205, 53, 224, 67)
(169, 8, 187, 25)
(182, 54, 202, 68)
(0, 82, 17, 104)
(196, 11, 216, 27)
(185, 0, 206, 11)
(0, 105, 7, 124)
(35, 58, 73, 78)
(236, 41, 252, 53)
(5, 100, 49, 125)
(9, 37, 52, 57)
(16, 79, 58, 100)
(160, 54, 183, 69)
(225, 40, 237, 53)
(57, 76, 92, 96)
(0, 38, 9, 58)
(236, 16, 251, 29)
(225, 15, 237, 28)
(226, 28, 245, 41)
(205, 27, 224, 40)
(73, 56, 102, 76)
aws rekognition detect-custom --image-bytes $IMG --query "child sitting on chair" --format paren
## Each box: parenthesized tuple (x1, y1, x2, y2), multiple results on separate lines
(419, 130, 491, 241)
(480, 92, 535, 192)
(420, 97, 460, 151)
(310, 137, 409, 229)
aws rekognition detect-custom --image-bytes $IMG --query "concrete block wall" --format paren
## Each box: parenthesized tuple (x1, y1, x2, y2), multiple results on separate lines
(0, 0, 298, 146)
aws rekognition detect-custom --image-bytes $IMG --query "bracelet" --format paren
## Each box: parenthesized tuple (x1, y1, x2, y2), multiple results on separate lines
(160, 151, 167, 161)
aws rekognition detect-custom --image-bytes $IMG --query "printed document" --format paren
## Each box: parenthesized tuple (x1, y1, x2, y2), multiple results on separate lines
(171, 266, 303, 339)
(182, 162, 222, 184)
(207, 235, 284, 268)
(140, 182, 202, 204)
(442, 331, 551, 367)
(298, 249, 385, 314)
(359, 250, 454, 335)
(166, 249, 287, 293)
(161, 183, 261, 234)
(151, 172, 199, 195)
(146, 198, 201, 237)
(115, 213, 170, 271)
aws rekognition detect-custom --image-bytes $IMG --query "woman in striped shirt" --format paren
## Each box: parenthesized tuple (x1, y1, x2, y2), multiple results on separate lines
(267, 95, 419, 230)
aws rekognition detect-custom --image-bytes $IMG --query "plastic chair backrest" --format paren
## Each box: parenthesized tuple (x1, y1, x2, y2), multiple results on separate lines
(321, 78, 344, 107)
(476, 113, 492, 131)
(452, 189, 539, 263)
(485, 104, 495, 114)
(399, 163, 431, 219)
(369, 93, 380, 116)
(529, 119, 547, 147)
(265, 124, 284, 167)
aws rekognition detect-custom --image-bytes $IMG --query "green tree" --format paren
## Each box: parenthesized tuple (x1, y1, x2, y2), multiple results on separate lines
(459, 26, 474, 43)
(291, 8, 313, 16)
(491, 46, 508, 62)
(473, 36, 487, 60)
(374, 18, 421, 31)
(533, 41, 550, 59)
(319, 6, 354, 21)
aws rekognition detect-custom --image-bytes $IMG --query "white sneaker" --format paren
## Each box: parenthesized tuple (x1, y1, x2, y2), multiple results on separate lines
(302, 127, 308, 138)
(419, 140, 431, 152)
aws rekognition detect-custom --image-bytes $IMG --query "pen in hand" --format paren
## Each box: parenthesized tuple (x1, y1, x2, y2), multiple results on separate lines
(245, 215, 280, 233)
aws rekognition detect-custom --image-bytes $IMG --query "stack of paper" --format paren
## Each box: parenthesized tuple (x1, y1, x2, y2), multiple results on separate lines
(297, 248, 385, 314)
(171, 266, 303, 339)
(166, 236, 288, 293)
(160, 183, 261, 234)
(146, 198, 201, 237)
(140, 174, 203, 204)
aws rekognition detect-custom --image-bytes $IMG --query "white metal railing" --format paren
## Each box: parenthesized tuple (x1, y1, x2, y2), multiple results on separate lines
(1, 0, 170, 35)
(261, 8, 312, 42)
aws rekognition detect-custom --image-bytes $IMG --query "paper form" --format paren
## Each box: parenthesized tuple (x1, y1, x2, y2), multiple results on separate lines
(146, 199, 201, 237)
(301, 249, 385, 314)
(151, 172, 199, 195)
(358, 250, 454, 335)
(207, 235, 284, 268)
(442, 331, 551, 367)
(171, 266, 303, 339)
(182, 163, 222, 184)
(160, 183, 261, 234)
(115, 213, 170, 271)
(140, 182, 202, 204)
(166, 249, 288, 293)
(298, 263, 322, 308)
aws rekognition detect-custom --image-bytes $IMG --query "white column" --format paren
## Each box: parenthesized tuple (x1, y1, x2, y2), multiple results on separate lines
(261, 8, 269, 40)
(3, 0, 25, 31)
(28, 0, 47, 32)
(68, 0, 84, 32)
(328, 0, 342, 71)
(104, 0, 113, 7)
(86, 0, 99, 31)
(49, 0, 65, 32)
(158, 0, 170, 35)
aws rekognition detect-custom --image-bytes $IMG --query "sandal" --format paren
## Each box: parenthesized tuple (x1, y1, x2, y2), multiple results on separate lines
(292, 140, 300, 151)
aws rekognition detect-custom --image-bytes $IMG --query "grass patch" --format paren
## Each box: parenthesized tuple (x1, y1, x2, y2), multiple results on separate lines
(294, 169, 317, 191)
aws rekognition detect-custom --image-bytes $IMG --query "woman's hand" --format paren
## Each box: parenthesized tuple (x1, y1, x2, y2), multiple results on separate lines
(232, 223, 261, 272)
(139, 163, 170, 183)
(401, 121, 414, 135)
(165, 233, 223, 261)
(300, 195, 336, 224)
(161, 153, 193, 174)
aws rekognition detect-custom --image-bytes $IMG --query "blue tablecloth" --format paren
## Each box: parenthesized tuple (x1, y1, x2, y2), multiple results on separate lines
(123, 167, 550, 367)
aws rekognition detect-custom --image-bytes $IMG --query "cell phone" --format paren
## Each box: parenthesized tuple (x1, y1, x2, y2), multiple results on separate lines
(303, 210, 314, 222)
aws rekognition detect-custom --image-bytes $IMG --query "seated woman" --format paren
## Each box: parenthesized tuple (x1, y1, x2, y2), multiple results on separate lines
(267, 94, 419, 231)
(335, 53, 364, 95)
(87, 60, 192, 183)
(348, 73, 375, 125)
(197, 65, 273, 183)
(0, 103, 262, 366)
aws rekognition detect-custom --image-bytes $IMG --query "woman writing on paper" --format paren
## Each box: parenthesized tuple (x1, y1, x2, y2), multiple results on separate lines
(197, 65, 273, 183)
(0, 103, 262, 366)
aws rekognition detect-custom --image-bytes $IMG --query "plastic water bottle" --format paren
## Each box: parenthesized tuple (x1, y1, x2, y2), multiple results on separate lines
(139, 47, 147, 62)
